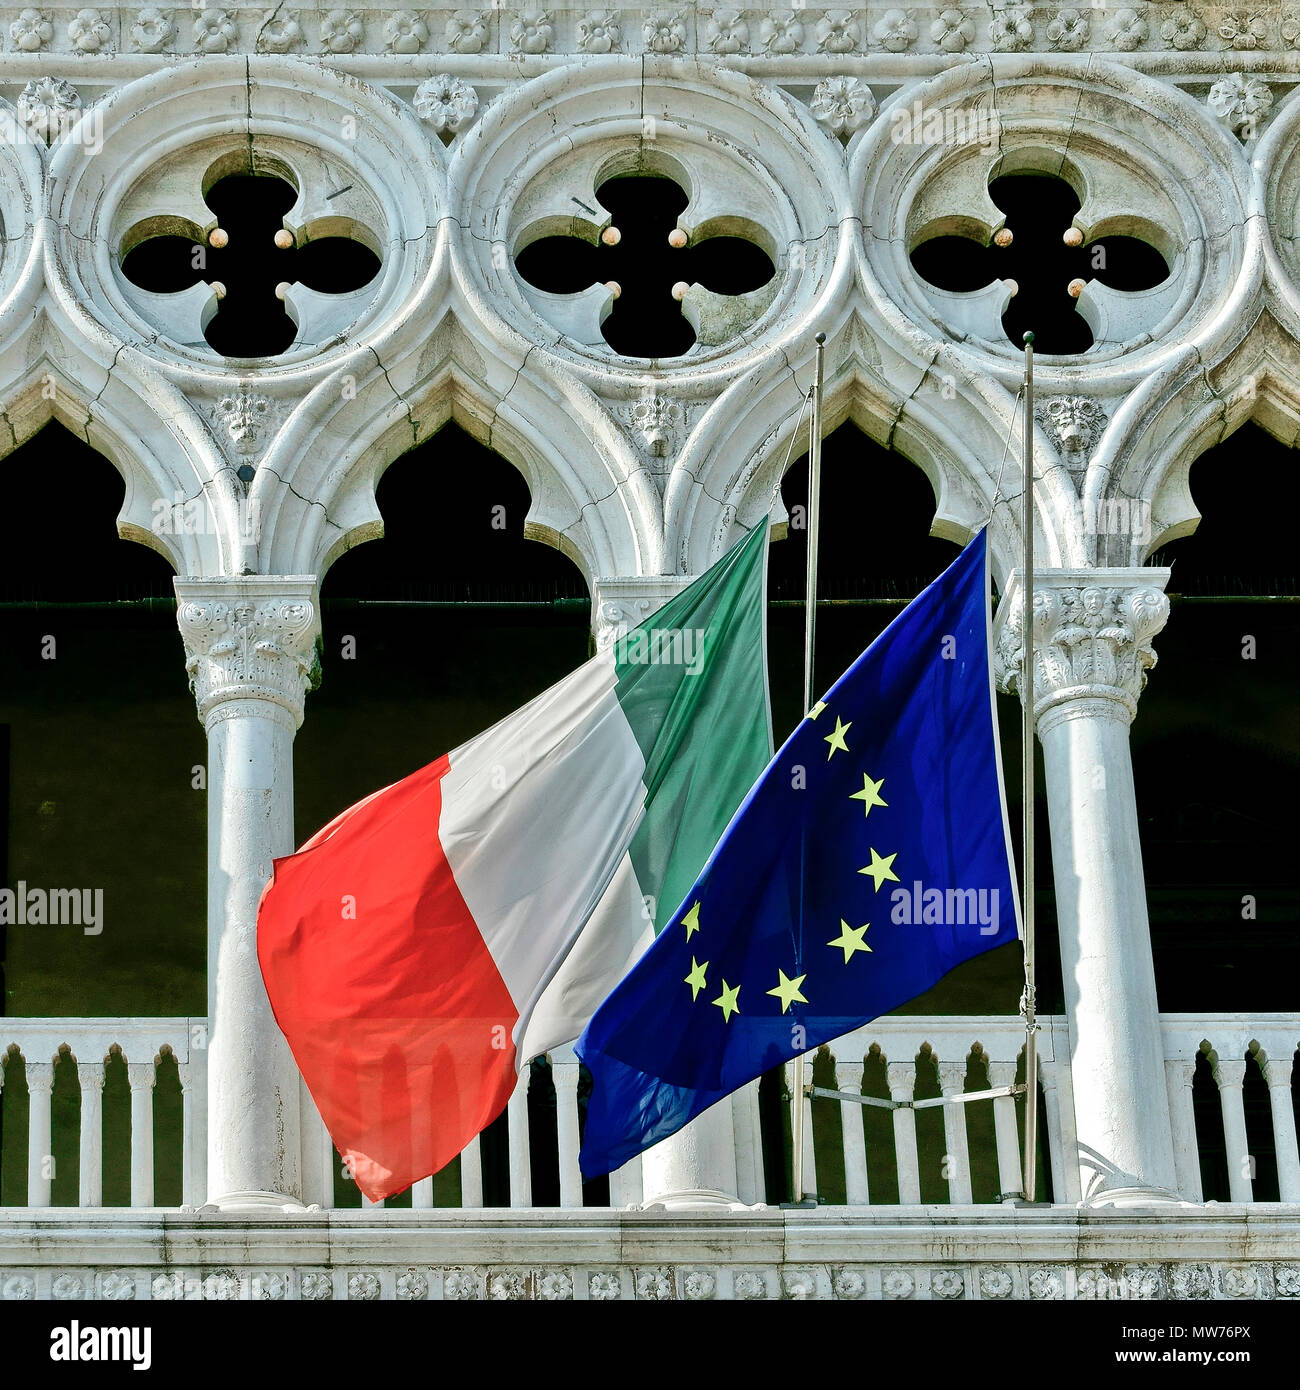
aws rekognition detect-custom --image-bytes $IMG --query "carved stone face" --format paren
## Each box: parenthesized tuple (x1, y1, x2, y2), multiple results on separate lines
(219, 393, 271, 457)
(1040, 396, 1106, 464)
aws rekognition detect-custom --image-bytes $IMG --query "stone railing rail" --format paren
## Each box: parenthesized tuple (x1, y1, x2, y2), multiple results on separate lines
(1, 1014, 1296, 1209)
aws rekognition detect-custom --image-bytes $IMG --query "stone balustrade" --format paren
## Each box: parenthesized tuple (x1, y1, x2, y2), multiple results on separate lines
(3, 1014, 1297, 1214)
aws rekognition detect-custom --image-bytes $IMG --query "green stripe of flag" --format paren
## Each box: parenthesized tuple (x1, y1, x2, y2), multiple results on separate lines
(613, 522, 773, 934)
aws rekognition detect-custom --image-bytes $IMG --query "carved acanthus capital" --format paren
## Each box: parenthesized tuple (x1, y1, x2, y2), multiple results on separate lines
(995, 569, 1170, 728)
(591, 576, 692, 652)
(174, 577, 320, 728)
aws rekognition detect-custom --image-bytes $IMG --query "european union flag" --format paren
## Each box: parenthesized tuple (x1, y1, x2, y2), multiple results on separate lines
(576, 529, 1019, 1179)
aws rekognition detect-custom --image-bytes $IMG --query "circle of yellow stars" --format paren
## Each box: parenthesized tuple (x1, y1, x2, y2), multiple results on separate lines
(674, 699, 902, 1027)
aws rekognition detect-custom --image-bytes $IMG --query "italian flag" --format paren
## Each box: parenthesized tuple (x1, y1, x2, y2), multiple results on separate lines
(257, 522, 772, 1201)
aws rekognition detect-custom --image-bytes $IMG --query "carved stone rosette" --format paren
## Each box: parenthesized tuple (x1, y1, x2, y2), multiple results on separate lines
(174, 578, 320, 728)
(996, 570, 1170, 729)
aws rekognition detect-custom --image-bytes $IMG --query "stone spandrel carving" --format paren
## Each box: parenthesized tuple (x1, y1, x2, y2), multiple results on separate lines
(1035, 396, 1107, 478)
(176, 588, 320, 725)
(996, 577, 1170, 723)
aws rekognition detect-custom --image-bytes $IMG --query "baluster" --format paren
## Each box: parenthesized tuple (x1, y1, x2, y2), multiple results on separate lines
(731, 1083, 759, 1206)
(1046, 1027, 1084, 1204)
(786, 1058, 819, 1200)
(410, 1177, 434, 1209)
(26, 1060, 55, 1208)
(361, 1191, 384, 1209)
(987, 1060, 1023, 1202)
(460, 1133, 484, 1209)
(838, 1062, 870, 1205)
(1035, 1059, 1067, 1205)
(1212, 1056, 1253, 1202)
(319, 1114, 338, 1210)
(555, 1062, 583, 1208)
(508, 1068, 532, 1208)
(1164, 1057, 1203, 1203)
(937, 1061, 972, 1204)
(126, 1061, 156, 1207)
(609, 1151, 643, 1209)
(78, 1060, 106, 1208)
(886, 1062, 920, 1204)
(179, 1071, 196, 1208)
(1262, 1052, 1300, 1203)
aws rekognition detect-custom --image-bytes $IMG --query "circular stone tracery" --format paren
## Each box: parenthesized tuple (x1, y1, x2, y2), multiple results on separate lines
(47, 56, 442, 371)
(451, 58, 845, 373)
(852, 61, 1252, 375)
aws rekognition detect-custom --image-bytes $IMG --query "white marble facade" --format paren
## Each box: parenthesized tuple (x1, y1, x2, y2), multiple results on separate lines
(2, 5, 1300, 1296)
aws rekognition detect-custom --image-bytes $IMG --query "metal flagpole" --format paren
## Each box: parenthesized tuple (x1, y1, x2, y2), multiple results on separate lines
(790, 330, 826, 1206)
(1020, 331, 1039, 1203)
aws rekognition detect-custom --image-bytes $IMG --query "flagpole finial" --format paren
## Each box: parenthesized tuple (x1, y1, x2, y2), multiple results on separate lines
(815, 331, 826, 345)
(1023, 331, 1035, 346)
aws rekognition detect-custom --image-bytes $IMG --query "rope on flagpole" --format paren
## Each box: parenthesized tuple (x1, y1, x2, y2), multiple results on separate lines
(789, 330, 826, 1208)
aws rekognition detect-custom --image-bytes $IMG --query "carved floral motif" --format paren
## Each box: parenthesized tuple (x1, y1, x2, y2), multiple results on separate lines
(193, 7, 237, 51)
(9, 7, 52, 50)
(1208, 74, 1273, 137)
(320, 8, 363, 53)
(510, 8, 553, 53)
(577, 10, 621, 52)
(931, 9, 975, 51)
(644, 10, 686, 52)
(69, 8, 112, 52)
(706, 8, 748, 54)
(16, 77, 81, 143)
(816, 9, 859, 52)
(445, 8, 486, 51)
(760, 11, 803, 52)
(257, 10, 300, 51)
(810, 76, 877, 137)
(383, 11, 428, 52)
(991, 5, 1034, 50)
(414, 75, 478, 134)
(131, 6, 173, 51)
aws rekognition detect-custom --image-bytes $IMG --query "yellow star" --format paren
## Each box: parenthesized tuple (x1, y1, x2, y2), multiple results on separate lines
(680, 901, 701, 939)
(858, 848, 901, 892)
(824, 716, 851, 759)
(712, 979, 741, 1022)
(850, 773, 888, 817)
(766, 968, 808, 1014)
(827, 919, 872, 963)
(684, 956, 709, 1001)
(808, 700, 827, 720)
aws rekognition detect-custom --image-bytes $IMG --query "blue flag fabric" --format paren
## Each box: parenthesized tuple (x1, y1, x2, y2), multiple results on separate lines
(576, 529, 1019, 1179)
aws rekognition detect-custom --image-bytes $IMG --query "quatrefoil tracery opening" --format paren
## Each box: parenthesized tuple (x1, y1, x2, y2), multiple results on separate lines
(910, 173, 1171, 354)
(120, 171, 381, 358)
(514, 174, 776, 359)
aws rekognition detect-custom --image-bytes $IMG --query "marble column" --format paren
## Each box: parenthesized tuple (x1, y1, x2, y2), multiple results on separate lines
(998, 569, 1181, 1205)
(176, 576, 320, 1210)
(591, 576, 745, 1209)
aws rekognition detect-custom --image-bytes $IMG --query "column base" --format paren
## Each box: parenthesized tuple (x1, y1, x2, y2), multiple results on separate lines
(635, 1188, 758, 1212)
(199, 1190, 313, 1214)
(1082, 1184, 1184, 1208)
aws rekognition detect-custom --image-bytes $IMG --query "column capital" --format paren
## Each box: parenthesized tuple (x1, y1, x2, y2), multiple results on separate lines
(25, 1063, 55, 1096)
(174, 576, 320, 729)
(1262, 1053, 1294, 1089)
(994, 567, 1171, 730)
(76, 1060, 106, 1092)
(591, 575, 692, 651)
(885, 1061, 916, 1102)
(126, 1061, 158, 1091)
(1212, 1055, 1247, 1091)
